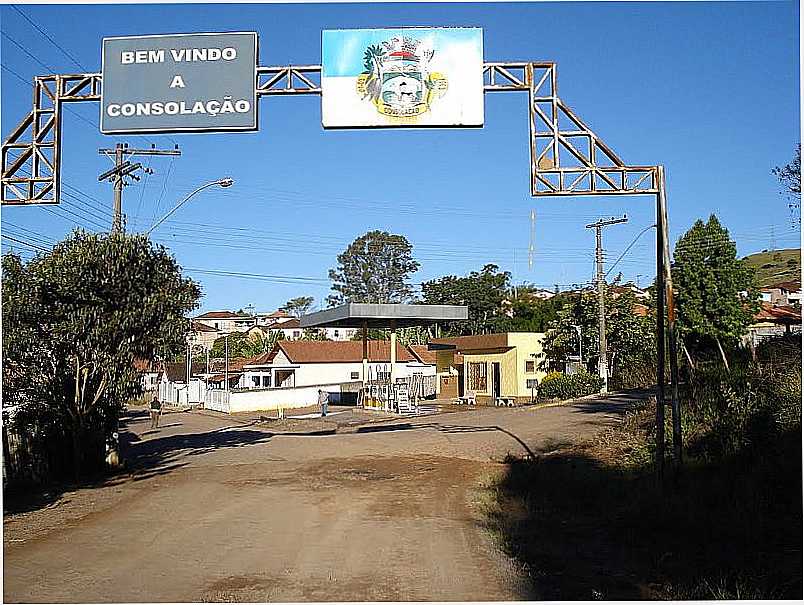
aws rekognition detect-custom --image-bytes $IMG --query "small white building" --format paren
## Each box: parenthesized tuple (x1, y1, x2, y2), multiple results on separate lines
(194, 310, 255, 334)
(256, 309, 295, 326)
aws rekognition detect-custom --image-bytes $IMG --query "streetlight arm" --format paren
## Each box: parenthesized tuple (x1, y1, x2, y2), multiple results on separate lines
(145, 178, 233, 236)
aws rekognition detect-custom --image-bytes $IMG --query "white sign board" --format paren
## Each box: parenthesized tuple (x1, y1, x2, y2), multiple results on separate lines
(321, 28, 484, 128)
(101, 32, 258, 134)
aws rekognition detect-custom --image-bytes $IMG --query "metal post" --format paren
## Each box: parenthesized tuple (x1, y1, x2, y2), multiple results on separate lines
(572, 324, 583, 366)
(224, 334, 229, 392)
(578, 328, 583, 366)
(390, 322, 397, 400)
(658, 166, 682, 467)
(361, 322, 368, 406)
(655, 175, 667, 478)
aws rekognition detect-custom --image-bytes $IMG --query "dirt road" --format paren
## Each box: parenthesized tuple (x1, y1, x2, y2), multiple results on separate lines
(3, 392, 644, 602)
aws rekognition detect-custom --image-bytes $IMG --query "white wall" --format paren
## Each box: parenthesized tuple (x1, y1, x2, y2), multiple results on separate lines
(322, 327, 359, 341)
(229, 383, 347, 413)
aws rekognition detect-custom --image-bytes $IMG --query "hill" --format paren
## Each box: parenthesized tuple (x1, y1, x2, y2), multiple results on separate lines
(743, 248, 801, 286)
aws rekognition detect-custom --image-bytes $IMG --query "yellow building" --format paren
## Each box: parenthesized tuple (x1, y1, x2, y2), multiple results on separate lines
(430, 332, 546, 405)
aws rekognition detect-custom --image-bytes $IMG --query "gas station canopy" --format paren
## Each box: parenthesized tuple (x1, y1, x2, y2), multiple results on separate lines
(299, 303, 468, 329)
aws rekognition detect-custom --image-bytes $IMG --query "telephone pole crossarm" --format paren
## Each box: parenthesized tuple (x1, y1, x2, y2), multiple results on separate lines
(97, 142, 182, 233)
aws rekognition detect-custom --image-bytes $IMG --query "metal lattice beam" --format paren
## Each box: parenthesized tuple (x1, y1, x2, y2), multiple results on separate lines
(257, 65, 322, 95)
(2, 62, 656, 205)
(2, 74, 102, 205)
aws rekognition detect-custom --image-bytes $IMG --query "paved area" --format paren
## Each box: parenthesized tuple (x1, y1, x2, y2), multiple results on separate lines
(3, 391, 647, 602)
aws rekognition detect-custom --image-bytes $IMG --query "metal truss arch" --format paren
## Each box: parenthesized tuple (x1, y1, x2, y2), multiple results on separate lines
(2, 61, 658, 204)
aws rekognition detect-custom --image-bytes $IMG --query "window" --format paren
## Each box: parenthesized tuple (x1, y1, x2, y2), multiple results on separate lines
(377, 371, 391, 382)
(526, 379, 539, 389)
(251, 376, 260, 388)
(334, 330, 340, 337)
(350, 371, 360, 380)
(262, 375, 271, 387)
(525, 360, 536, 373)
(467, 362, 487, 392)
(293, 331, 301, 338)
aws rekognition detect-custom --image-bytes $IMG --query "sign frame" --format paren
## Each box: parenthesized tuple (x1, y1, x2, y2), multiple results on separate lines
(100, 31, 259, 135)
(320, 26, 485, 129)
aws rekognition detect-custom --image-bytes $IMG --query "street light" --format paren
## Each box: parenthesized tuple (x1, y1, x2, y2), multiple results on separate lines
(570, 324, 583, 366)
(145, 177, 234, 236)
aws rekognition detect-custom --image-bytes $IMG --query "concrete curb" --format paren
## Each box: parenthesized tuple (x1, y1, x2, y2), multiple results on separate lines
(526, 388, 636, 411)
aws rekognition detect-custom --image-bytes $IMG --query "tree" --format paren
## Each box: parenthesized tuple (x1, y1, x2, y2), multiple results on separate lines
(672, 215, 760, 369)
(772, 145, 801, 225)
(2, 231, 200, 480)
(210, 331, 268, 359)
(421, 264, 510, 335)
(772, 145, 801, 199)
(540, 286, 655, 385)
(506, 288, 569, 333)
(327, 230, 420, 306)
(541, 290, 598, 373)
(281, 296, 314, 318)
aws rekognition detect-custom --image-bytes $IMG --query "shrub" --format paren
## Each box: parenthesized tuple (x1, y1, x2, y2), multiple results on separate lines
(539, 369, 604, 401)
(683, 360, 802, 460)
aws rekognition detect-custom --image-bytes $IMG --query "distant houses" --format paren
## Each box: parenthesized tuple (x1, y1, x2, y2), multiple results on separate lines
(748, 280, 802, 343)
(759, 280, 802, 307)
(190, 308, 359, 350)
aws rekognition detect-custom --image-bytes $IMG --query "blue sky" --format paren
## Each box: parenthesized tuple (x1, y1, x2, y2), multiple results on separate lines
(1, 1, 800, 314)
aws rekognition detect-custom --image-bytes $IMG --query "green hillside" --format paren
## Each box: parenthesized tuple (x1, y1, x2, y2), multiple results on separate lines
(743, 248, 801, 286)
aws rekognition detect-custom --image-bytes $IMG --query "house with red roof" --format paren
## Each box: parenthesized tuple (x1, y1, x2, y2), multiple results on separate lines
(747, 301, 802, 343)
(237, 340, 433, 391)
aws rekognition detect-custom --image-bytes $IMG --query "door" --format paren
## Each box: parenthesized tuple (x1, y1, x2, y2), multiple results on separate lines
(440, 375, 458, 399)
(492, 362, 501, 399)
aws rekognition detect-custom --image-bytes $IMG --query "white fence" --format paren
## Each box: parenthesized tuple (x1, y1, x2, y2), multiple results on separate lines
(205, 389, 231, 413)
(159, 381, 186, 406)
(155, 375, 433, 415)
(156, 380, 354, 414)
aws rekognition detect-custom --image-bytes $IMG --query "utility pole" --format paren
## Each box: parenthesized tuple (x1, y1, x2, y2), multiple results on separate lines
(98, 142, 181, 233)
(585, 215, 628, 393)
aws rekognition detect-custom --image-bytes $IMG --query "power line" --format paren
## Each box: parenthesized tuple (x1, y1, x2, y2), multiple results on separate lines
(9, 5, 87, 71)
(1, 234, 48, 252)
(605, 224, 657, 279)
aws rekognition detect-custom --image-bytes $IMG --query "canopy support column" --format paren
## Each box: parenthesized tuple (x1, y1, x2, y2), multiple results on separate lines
(390, 321, 397, 385)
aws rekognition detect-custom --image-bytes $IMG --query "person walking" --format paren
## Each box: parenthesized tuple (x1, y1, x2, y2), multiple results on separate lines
(149, 395, 162, 429)
(317, 389, 329, 417)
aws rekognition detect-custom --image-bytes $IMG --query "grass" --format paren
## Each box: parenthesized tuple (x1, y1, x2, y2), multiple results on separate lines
(476, 397, 802, 600)
(743, 248, 800, 286)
